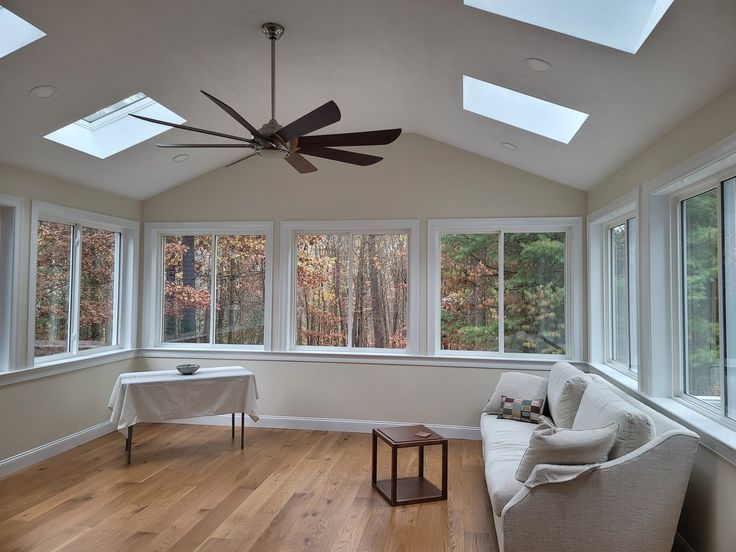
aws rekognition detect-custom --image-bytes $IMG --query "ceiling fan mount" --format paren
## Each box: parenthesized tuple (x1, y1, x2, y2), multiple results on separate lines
(131, 21, 401, 172)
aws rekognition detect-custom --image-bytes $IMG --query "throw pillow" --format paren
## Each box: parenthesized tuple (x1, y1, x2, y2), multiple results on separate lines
(483, 372, 548, 415)
(515, 416, 619, 482)
(546, 362, 589, 428)
(496, 396, 545, 424)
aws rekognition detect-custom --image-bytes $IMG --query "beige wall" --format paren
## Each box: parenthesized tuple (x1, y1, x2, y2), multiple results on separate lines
(0, 163, 141, 459)
(587, 87, 736, 552)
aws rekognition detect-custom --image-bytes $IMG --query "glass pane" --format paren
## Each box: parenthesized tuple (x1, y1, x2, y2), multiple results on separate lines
(79, 227, 118, 350)
(504, 232, 566, 354)
(722, 178, 736, 418)
(215, 235, 266, 345)
(628, 218, 639, 372)
(162, 235, 212, 344)
(296, 234, 349, 346)
(34, 221, 73, 357)
(610, 223, 629, 366)
(440, 233, 499, 351)
(682, 189, 721, 407)
(352, 234, 408, 349)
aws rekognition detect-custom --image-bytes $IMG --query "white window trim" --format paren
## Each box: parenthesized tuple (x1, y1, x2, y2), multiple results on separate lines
(0, 193, 23, 372)
(588, 190, 639, 380)
(142, 221, 274, 351)
(427, 217, 583, 361)
(28, 201, 139, 368)
(279, 219, 420, 355)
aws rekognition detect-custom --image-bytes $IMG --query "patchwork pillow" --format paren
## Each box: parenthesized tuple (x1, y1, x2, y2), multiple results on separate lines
(496, 396, 545, 424)
(515, 416, 619, 482)
(546, 362, 589, 428)
(483, 372, 548, 415)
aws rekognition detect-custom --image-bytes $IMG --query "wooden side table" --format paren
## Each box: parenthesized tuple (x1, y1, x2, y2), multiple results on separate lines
(372, 424, 448, 506)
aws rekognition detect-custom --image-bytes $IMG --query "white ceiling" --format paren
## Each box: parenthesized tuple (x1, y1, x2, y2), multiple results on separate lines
(1, 0, 736, 199)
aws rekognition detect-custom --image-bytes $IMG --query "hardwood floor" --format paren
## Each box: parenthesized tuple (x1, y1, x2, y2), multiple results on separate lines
(0, 424, 495, 552)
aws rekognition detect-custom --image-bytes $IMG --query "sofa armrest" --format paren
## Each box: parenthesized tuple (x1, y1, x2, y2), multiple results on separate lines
(500, 430, 700, 552)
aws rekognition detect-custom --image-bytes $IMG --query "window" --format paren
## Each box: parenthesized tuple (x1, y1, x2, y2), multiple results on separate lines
(44, 93, 185, 159)
(0, 194, 21, 371)
(144, 223, 273, 349)
(429, 218, 582, 359)
(30, 203, 138, 365)
(463, 76, 588, 144)
(0, 6, 45, 59)
(282, 221, 419, 353)
(608, 217, 638, 373)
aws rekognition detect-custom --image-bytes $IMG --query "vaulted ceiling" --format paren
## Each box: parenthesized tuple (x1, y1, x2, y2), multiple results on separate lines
(1, 0, 736, 199)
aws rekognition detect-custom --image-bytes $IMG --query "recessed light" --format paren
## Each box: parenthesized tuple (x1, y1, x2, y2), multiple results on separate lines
(172, 154, 189, 162)
(525, 58, 551, 72)
(29, 85, 56, 98)
(501, 142, 519, 150)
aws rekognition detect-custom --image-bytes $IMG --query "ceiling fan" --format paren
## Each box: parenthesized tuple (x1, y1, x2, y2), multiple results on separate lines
(130, 22, 401, 173)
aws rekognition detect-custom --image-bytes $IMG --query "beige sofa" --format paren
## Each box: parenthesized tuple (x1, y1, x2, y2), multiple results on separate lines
(481, 362, 700, 552)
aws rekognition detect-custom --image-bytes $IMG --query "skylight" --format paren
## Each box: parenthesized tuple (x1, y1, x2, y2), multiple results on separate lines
(464, 0, 674, 54)
(463, 75, 588, 144)
(0, 6, 46, 59)
(44, 93, 185, 159)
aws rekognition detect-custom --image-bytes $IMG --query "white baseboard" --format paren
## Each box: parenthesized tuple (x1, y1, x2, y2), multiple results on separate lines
(162, 414, 481, 440)
(0, 421, 115, 479)
(673, 533, 695, 552)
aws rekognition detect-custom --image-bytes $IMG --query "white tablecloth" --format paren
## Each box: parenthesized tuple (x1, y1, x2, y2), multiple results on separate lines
(108, 366, 259, 433)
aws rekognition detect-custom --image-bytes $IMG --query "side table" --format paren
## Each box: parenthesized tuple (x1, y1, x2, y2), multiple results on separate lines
(371, 424, 448, 506)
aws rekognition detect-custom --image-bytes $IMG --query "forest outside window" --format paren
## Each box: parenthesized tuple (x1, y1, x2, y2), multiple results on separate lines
(429, 218, 581, 359)
(282, 221, 418, 353)
(30, 203, 137, 365)
(607, 217, 638, 374)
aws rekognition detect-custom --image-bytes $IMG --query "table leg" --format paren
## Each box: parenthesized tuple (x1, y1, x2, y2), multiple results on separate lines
(390, 446, 398, 506)
(371, 431, 377, 485)
(418, 445, 425, 478)
(231, 413, 235, 439)
(126, 425, 133, 465)
(441, 441, 448, 499)
(241, 412, 245, 449)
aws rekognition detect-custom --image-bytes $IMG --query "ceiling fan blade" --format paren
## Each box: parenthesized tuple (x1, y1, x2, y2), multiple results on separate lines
(200, 90, 264, 139)
(276, 100, 341, 141)
(297, 128, 401, 148)
(285, 152, 318, 174)
(156, 143, 255, 148)
(130, 114, 253, 143)
(226, 152, 258, 168)
(298, 145, 382, 166)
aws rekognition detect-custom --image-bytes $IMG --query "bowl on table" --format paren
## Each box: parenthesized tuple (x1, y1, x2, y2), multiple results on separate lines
(176, 363, 200, 375)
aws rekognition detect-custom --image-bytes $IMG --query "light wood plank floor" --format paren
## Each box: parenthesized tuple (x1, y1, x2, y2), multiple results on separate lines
(0, 424, 495, 552)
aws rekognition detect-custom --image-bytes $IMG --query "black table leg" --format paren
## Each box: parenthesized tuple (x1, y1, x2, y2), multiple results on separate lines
(126, 425, 133, 465)
(241, 412, 245, 449)
(232, 413, 235, 439)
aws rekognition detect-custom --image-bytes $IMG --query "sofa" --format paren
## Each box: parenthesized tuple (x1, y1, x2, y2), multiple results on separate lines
(481, 362, 700, 552)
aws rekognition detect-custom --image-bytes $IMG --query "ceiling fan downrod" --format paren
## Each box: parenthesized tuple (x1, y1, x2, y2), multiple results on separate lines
(261, 22, 284, 123)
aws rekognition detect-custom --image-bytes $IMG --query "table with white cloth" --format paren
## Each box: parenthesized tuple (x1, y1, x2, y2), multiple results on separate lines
(107, 366, 259, 463)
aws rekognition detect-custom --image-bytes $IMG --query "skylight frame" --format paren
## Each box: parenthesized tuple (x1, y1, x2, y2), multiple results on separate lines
(82, 92, 149, 125)
(462, 75, 589, 144)
(0, 5, 46, 60)
(464, 0, 674, 54)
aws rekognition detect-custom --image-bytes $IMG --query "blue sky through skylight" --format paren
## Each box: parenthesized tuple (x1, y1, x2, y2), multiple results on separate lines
(0, 6, 45, 59)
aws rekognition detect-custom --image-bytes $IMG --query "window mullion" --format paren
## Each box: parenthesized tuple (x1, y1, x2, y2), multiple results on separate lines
(498, 231, 505, 354)
(347, 232, 354, 349)
(718, 185, 727, 417)
(69, 224, 82, 355)
(111, 232, 122, 347)
(210, 235, 218, 345)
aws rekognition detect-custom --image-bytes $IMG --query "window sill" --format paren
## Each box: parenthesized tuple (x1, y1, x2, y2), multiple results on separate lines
(137, 348, 562, 370)
(0, 349, 137, 387)
(585, 362, 736, 466)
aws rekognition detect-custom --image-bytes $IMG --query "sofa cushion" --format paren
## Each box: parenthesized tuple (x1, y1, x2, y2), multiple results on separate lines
(480, 414, 537, 514)
(546, 362, 589, 428)
(483, 372, 548, 415)
(515, 416, 618, 481)
(572, 381, 656, 459)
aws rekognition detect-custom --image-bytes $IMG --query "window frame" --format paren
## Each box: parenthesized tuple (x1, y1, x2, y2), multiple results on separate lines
(0, 193, 23, 372)
(427, 217, 583, 360)
(603, 214, 639, 375)
(280, 220, 420, 355)
(28, 201, 139, 367)
(143, 221, 274, 351)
